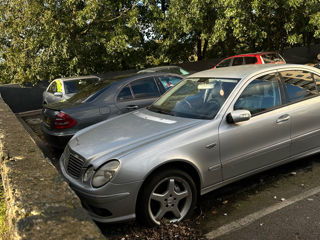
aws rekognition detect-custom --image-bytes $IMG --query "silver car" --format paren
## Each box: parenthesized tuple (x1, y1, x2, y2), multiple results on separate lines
(60, 64, 320, 226)
(43, 75, 100, 104)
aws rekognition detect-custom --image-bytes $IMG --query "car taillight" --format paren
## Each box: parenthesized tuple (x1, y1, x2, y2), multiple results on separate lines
(54, 112, 77, 129)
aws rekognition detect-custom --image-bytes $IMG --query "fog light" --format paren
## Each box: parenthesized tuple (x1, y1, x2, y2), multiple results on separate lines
(83, 166, 94, 182)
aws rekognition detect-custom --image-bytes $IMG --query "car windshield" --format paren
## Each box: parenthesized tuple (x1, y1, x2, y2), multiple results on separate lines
(64, 78, 99, 94)
(148, 77, 240, 120)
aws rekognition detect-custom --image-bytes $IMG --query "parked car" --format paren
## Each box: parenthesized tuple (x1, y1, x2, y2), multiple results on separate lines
(42, 72, 183, 148)
(59, 64, 320, 226)
(213, 52, 286, 69)
(138, 66, 190, 76)
(43, 75, 101, 104)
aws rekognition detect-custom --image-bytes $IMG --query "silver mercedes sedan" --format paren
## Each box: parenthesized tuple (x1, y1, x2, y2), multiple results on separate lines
(59, 64, 320, 226)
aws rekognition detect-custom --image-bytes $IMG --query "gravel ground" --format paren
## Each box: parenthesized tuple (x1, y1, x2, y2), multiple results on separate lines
(97, 219, 207, 240)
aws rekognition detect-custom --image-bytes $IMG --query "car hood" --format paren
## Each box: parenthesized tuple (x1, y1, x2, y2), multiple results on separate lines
(68, 108, 202, 162)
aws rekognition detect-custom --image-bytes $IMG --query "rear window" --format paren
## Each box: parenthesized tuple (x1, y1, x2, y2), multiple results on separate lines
(67, 80, 116, 103)
(67, 73, 137, 103)
(261, 53, 283, 63)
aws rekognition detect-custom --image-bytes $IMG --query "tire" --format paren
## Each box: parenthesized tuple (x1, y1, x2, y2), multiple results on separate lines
(137, 169, 197, 226)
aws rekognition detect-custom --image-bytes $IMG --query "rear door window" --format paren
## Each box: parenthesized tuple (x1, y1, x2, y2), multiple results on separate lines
(244, 57, 258, 64)
(131, 77, 160, 99)
(279, 70, 318, 103)
(232, 57, 244, 66)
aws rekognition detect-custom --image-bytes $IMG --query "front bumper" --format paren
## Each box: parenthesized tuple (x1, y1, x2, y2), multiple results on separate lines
(73, 182, 141, 223)
(59, 154, 143, 223)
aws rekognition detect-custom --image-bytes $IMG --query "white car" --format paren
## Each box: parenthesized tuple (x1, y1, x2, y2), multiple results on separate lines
(43, 75, 100, 104)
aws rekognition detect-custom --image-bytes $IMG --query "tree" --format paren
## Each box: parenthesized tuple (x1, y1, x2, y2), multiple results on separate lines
(1, 0, 320, 85)
(0, 0, 142, 84)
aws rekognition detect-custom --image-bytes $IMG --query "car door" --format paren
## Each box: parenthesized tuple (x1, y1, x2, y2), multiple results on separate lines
(115, 77, 161, 113)
(279, 69, 320, 156)
(219, 72, 291, 180)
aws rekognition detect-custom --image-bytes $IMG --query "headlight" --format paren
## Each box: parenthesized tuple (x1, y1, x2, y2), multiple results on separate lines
(92, 160, 120, 188)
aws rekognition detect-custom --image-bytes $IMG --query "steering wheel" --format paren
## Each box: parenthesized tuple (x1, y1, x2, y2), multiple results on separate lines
(181, 99, 193, 110)
(207, 98, 221, 111)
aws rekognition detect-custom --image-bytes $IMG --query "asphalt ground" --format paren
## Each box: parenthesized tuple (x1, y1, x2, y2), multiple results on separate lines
(19, 112, 320, 239)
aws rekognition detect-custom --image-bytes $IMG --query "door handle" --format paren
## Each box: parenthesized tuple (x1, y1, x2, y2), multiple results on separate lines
(126, 105, 139, 110)
(276, 114, 290, 123)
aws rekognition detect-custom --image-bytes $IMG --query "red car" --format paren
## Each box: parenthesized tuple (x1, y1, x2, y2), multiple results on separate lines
(213, 52, 286, 69)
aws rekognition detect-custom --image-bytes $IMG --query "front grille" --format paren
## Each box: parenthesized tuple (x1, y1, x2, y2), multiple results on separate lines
(67, 152, 85, 179)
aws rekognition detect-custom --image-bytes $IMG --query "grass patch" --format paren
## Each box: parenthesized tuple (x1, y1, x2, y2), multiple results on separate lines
(0, 178, 8, 240)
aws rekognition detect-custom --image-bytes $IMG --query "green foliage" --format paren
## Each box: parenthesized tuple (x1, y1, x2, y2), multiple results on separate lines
(1, 0, 320, 84)
(0, 0, 142, 84)
(0, 183, 7, 239)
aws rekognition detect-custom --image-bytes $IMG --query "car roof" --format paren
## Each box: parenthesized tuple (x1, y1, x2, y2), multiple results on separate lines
(226, 52, 279, 58)
(138, 66, 181, 72)
(108, 72, 182, 85)
(55, 75, 100, 82)
(189, 64, 320, 80)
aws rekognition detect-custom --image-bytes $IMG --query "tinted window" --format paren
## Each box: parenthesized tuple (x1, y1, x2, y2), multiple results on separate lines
(131, 78, 160, 99)
(64, 78, 98, 94)
(117, 86, 133, 101)
(244, 57, 258, 64)
(234, 74, 281, 115)
(158, 76, 183, 90)
(280, 70, 318, 102)
(48, 81, 57, 93)
(216, 58, 232, 68)
(232, 57, 243, 66)
(68, 80, 115, 103)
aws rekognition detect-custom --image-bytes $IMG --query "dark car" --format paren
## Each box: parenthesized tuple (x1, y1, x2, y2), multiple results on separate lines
(41, 72, 183, 148)
(138, 66, 190, 76)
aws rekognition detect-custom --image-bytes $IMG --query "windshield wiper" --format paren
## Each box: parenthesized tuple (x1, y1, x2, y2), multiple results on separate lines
(147, 106, 174, 116)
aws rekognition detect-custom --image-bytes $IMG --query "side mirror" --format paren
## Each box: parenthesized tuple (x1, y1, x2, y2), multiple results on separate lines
(226, 110, 251, 124)
(54, 92, 63, 97)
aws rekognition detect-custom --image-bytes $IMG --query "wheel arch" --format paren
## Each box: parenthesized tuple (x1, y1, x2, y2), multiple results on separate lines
(136, 160, 202, 203)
